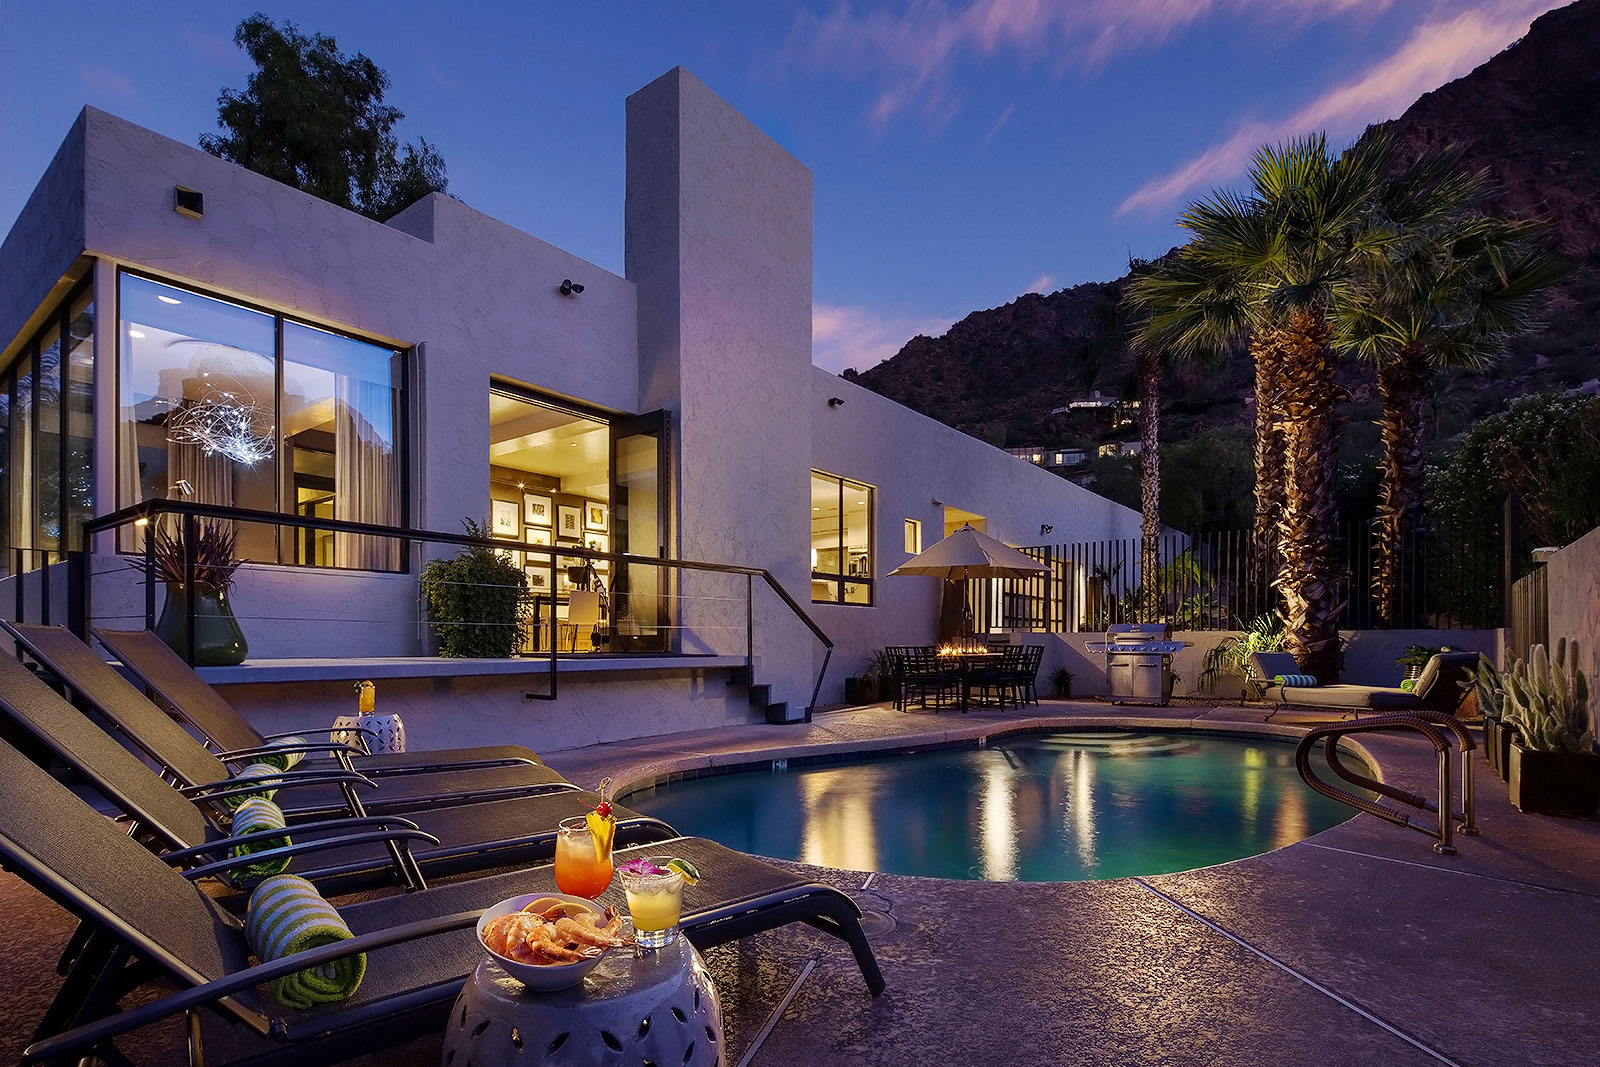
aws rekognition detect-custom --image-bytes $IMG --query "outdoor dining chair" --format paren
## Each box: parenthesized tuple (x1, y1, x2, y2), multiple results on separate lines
(92, 625, 543, 777)
(0, 738, 886, 1067)
(3, 623, 578, 819)
(900, 646, 959, 711)
(0, 652, 676, 897)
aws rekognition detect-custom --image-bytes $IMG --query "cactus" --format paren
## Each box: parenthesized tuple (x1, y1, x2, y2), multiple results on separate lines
(1502, 639, 1593, 755)
(1460, 653, 1504, 723)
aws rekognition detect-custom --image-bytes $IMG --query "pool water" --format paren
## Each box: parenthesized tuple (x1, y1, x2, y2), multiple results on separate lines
(625, 731, 1360, 881)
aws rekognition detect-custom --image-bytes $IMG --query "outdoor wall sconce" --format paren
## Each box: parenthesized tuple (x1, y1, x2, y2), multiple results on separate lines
(827, 397, 845, 407)
(1040, 523, 1054, 536)
(931, 498, 944, 508)
(559, 279, 585, 296)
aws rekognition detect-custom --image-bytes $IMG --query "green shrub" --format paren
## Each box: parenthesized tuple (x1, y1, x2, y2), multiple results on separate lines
(420, 519, 531, 658)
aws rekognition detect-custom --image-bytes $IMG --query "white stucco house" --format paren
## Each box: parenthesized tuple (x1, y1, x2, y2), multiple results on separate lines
(0, 67, 1140, 750)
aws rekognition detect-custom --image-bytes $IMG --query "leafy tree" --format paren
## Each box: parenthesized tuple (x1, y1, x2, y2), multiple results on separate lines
(200, 14, 447, 221)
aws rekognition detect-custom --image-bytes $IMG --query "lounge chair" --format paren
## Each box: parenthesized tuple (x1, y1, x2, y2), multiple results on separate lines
(0, 652, 676, 894)
(0, 739, 885, 1067)
(1249, 650, 1479, 713)
(3, 623, 575, 818)
(92, 627, 539, 778)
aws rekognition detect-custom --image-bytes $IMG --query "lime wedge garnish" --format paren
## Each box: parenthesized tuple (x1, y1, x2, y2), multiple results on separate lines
(665, 857, 700, 885)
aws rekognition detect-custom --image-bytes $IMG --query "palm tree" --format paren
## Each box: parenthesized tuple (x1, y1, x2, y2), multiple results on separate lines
(1155, 132, 1467, 679)
(1334, 207, 1564, 626)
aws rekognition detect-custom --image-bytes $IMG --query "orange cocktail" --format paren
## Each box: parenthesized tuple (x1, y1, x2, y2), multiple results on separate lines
(554, 816, 614, 897)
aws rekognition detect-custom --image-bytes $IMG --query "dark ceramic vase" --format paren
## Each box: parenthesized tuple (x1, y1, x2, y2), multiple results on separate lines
(155, 583, 248, 666)
(1509, 743, 1600, 818)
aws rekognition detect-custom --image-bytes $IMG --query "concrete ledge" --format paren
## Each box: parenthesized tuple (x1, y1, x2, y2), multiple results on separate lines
(195, 653, 745, 684)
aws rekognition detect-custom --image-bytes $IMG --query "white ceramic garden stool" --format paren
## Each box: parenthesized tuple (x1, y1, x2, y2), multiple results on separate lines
(441, 940, 723, 1067)
(330, 712, 407, 754)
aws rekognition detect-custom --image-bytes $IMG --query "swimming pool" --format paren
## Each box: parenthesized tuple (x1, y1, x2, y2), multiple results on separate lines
(625, 731, 1361, 881)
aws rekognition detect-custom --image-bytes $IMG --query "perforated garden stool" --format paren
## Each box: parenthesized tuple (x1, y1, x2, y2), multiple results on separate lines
(441, 940, 724, 1067)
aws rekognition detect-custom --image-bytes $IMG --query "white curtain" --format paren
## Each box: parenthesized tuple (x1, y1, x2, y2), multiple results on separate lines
(333, 376, 399, 569)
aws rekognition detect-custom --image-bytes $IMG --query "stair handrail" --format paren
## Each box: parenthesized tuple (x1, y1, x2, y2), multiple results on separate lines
(79, 499, 834, 717)
(1295, 715, 1461, 854)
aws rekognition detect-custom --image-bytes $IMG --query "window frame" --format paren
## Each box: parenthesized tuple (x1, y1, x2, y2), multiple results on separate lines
(810, 469, 874, 606)
(114, 267, 411, 572)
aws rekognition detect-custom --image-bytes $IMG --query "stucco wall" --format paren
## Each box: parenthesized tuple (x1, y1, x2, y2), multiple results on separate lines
(1546, 523, 1600, 729)
(808, 366, 1144, 699)
(626, 68, 815, 717)
(0, 110, 86, 366)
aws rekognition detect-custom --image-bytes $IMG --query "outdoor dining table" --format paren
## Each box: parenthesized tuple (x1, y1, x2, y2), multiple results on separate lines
(936, 649, 1004, 713)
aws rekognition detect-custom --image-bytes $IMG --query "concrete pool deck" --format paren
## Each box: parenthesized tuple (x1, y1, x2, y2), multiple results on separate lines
(1, 698, 1596, 1065)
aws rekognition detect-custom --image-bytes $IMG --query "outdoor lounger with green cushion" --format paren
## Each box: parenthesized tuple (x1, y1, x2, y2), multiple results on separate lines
(92, 626, 542, 778)
(1249, 650, 1480, 712)
(3, 623, 574, 818)
(0, 736, 885, 1067)
(0, 652, 675, 894)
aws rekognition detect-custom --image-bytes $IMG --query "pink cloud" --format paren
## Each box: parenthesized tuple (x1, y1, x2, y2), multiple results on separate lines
(78, 65, 136, 98)
(1117, 0, 1566, 216)
(1022, 273, 1056, 296)
(813, 302, 956, 373)
(182, 27, 251, 71)
(790, 0, 1399, 127)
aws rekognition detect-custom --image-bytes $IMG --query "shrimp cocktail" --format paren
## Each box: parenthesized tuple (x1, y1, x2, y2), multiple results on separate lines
(617, 857, 699, 949)
(554, 778, 617, 898)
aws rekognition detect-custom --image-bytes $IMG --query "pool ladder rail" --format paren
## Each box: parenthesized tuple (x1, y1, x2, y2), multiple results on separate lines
(1295, 710, 1477, 855)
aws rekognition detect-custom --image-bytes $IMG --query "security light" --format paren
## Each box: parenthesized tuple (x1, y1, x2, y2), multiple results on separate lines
(827, 396, 845, 407)
(559, 279, 585, 296)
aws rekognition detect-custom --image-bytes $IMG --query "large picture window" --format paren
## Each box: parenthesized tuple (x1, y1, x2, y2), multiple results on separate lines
(118, 272, 404, 570)
(811, 470, 873, 605)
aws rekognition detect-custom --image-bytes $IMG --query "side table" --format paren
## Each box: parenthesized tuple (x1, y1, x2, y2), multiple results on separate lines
(442, 940, 723, 1067)
(331, 713, 407, 754)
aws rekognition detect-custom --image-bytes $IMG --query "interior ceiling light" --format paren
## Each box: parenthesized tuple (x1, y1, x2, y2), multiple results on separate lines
(129, 329, 146, 338)
(165, 385, 274, 465)
(157, 294, 182, 305)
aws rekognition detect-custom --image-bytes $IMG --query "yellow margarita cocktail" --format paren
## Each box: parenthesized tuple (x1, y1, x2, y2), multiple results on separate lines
(617, 857, 698, 948)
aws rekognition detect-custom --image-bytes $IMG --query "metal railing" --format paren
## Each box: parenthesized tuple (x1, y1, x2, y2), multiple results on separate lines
(65, 500, 833, 717)
(1508, 566, 1549, 662)
(965, 522, 1503, 634)
(1295, 711, 1477, 855)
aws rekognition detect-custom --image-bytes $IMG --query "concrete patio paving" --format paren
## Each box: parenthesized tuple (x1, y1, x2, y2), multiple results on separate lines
(2, 699, 1596, 1065)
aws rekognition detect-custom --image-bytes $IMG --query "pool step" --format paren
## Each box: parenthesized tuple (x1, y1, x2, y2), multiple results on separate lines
(726, 665, 800, 725)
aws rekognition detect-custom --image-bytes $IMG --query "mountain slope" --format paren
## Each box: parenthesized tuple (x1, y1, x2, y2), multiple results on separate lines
(850, 0, 1600, 452)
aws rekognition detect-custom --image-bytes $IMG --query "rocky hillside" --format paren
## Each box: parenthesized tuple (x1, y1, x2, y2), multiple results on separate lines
(849, 0, 1600, 452)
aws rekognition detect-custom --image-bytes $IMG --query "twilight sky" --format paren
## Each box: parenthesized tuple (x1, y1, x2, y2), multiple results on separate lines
(0, 1, 1567, 373)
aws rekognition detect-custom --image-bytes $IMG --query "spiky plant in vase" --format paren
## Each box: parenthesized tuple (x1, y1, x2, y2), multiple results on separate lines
(1502, 639, 1598, 817)
(128, 519, 248, 665)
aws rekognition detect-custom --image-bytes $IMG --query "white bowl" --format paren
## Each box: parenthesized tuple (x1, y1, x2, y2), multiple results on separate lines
(476, 892, 617, 991)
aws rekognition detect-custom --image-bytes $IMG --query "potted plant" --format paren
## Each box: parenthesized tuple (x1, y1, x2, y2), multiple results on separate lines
(129, 520, 247, 666)
(1199, 614, 1285, 698)
(1396, 643, 1450, 687)
(420, 520, 532, 658)
(1503, 639, 1597, 817)
(846, 649, 896, 705)
(1461, 654, 1512, 779)
(1049, 666, 1074, 699)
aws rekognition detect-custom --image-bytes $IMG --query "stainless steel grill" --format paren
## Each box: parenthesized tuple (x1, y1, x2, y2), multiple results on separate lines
(1086, 623, 1189, 705)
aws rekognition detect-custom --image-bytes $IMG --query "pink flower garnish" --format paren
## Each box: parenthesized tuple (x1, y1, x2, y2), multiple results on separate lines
(618, 858, 666, 876)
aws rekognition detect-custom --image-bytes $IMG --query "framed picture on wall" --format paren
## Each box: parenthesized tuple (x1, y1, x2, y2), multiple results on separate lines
(523, 565, 549, 591)
(490, 499, 519, 537)
(557, 504, 583, 538)
(585, 534, 610, 557)
(523, 493, 552, 527)
(526, 528, 552, 547)
(585, 502, 609, 532)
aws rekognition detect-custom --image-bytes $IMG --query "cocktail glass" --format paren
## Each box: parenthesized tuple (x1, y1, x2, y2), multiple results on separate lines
(617, 859, 686, 949)
(553, 816, 614, 898)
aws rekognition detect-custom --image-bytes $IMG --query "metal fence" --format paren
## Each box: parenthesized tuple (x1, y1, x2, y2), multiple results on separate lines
(965, 523, 1504, 634)
(1508, 566, 1549, 661)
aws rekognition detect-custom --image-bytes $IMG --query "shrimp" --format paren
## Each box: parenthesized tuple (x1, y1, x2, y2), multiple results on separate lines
(482, 912, 545, 958)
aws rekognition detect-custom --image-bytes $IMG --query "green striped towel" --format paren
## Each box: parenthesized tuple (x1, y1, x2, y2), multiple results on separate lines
(225, 797, 292, 888)
(222, 762, 283, 812)
(244, 874, 366, 1008)
(257, 736, 307, 772)
(1273, 674, 1319, 688)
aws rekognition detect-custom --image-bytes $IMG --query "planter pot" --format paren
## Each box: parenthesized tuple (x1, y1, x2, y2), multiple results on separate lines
(843, 676, 878, 705)
(1496, 722, 1518, 783)
(1509, 743, 1600, 818)
(155, 584, 247, 666)
(1483, 720, 1502, 777)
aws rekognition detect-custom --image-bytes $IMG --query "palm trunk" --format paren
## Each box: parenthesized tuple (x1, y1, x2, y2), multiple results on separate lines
(1374, 346, 1428, 628)
(1250, 326, 1286, 619)
(1275, 307, 1343, 680)
(1138, 346, 1162, 622)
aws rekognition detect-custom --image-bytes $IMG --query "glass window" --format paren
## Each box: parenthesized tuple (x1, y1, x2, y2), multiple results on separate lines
(811, 470, 873, 605)
(35, 325, 61, 551)
(64, 294, 95, 550)
(118, 272, 405, 570)
(904, 518, 921, 555)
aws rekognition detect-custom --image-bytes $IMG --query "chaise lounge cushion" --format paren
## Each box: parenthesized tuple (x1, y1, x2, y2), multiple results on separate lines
(1412, 652, 1481, 700)
(1255, 683, 1424, 710)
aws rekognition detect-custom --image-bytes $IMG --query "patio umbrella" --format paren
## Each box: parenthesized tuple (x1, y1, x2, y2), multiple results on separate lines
(889, 524, 1048, 580)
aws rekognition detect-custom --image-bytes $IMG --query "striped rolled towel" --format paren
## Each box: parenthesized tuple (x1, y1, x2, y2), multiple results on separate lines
(244, 874, 366, 1008)
(1273, 674, 1319, 688)
(257, 736, 307, 771)
(222, 762, 284, 812)
(226, 797, 293, 888)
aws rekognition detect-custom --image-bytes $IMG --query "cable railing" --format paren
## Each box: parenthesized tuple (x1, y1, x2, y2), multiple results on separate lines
(51, 500, 833, 718)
